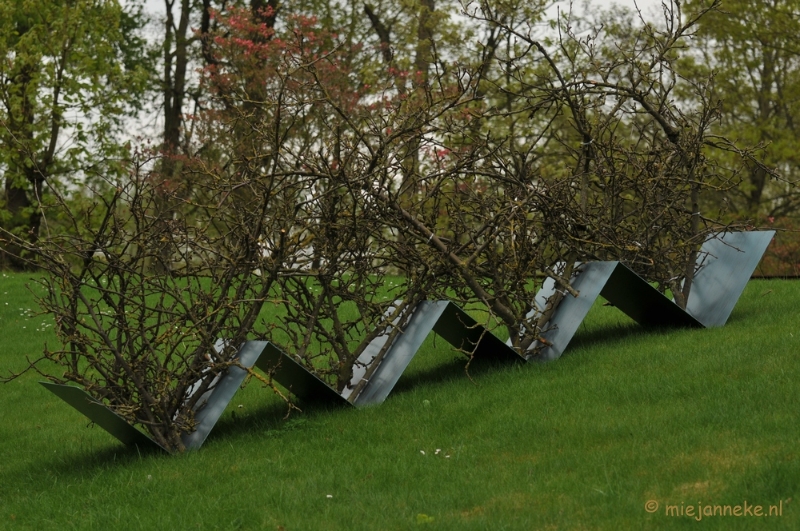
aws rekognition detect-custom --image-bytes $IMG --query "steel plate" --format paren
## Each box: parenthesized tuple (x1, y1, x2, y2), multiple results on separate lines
(39, 382, 166, 451)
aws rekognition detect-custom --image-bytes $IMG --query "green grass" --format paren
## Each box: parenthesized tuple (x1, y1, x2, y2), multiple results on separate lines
(1, 273, 798, 529)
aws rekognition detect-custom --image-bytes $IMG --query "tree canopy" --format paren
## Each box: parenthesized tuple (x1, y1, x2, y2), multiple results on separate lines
(0, 0, 152, 268)
(683, 0, 800, 217)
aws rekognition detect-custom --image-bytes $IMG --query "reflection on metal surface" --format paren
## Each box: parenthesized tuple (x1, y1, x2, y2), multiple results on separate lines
(686, 231, 775, 327)
(526, 261, 617, 361)
(352, 301, 522, 407)
(40, 231, 773, 451)
(350, 301, 449, 406)
(342, 301, 419, 403)
(180, 340, 264, 450)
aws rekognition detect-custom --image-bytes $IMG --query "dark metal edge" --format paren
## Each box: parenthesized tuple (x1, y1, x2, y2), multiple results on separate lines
(433, 302, 523, 362)
(253, 341, 350, 406)
(39, 382, 166, 452)
(601, 263, 702, 328)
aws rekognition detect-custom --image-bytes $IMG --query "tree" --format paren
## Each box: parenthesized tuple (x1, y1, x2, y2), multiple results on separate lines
(0, 0, 151, 269)
(683, 0, 800, 217)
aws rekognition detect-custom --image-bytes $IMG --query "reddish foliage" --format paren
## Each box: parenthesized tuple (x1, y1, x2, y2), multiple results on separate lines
(754, 217, 800, 277)
(204, 7, 364, 115)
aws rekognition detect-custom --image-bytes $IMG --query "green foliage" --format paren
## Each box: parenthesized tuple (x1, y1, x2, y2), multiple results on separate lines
(682, 0, 800, 217)
(0, 0, 152, 268)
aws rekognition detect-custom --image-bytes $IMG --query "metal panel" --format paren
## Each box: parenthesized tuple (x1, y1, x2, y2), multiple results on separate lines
(528, 261, 702, 361)
(39, 382, 166, 451)
(341, 301, 421, 402)
(353, 301, 449, 406)
(686, 230, 775, 327)
(529, 261, 618, 361)
(42, 341, 270, 452)
(180, 340, 266, 450)
(353, 301, 523, 406)
(600, 263, 702, 328)
(527, 231, 772, 360)
(432, 303, 522, 362)
(253, 341, 350, 406)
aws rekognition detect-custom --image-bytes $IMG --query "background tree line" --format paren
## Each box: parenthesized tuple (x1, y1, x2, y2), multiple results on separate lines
(2, 0, 799, 263)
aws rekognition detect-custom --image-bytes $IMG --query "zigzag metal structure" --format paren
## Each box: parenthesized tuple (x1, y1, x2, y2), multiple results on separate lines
(41, 231, 775, 452)
(532, 231, 774, 360)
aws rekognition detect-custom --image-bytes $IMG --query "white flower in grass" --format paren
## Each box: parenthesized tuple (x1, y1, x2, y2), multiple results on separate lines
(326, 495, 333, 499)
(420, 450, 425, 455)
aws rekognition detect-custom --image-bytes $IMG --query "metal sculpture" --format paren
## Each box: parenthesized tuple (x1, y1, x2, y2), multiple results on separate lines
(530, 261, 704, 361)
(255, 300, 522, 408)
(40, 338, 265, 451)
(40, 382, 167, 451)
(40, 231, 774, 451)
(530, 230, 774, 360)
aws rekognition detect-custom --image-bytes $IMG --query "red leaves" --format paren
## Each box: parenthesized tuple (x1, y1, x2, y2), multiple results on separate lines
(203, 7, 364, 114)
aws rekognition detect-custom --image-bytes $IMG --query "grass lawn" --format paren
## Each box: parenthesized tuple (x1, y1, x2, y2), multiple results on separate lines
(0, 272, 798, 530)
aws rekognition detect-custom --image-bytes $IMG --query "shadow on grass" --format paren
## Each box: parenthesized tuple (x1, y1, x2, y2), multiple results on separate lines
(207, 395, 348, 443)
(33, 398, 339, 472)
(365, 321, 665, 398)
(723, 305, 760, 326)
(390, 354, 519, 396)
(33, 320, 711, 469)
(566, 321, 650, 352)
(30, 437, 165, 478)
